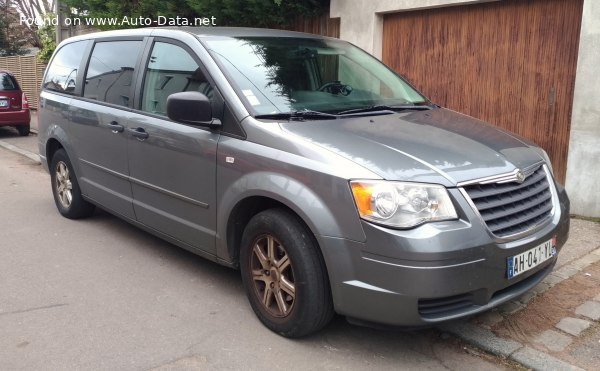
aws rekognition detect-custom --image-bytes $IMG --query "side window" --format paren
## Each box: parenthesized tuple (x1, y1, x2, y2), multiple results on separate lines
(84, 41, 143, 107)
(0, 73, 18, 91)
(141, 42, 213, 116)
(43, 41, 88, 94)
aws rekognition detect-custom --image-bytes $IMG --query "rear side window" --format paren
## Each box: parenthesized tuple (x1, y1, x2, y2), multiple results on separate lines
(0, 73, 18, 91)
(84, 41, 143, 107)
(43, 41, 87, 94)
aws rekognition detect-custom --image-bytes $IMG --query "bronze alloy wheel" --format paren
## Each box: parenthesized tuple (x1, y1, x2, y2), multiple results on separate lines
(240, 208, 333, 337)
(55, 161, 73, 209)
(249, 234, 296, 317)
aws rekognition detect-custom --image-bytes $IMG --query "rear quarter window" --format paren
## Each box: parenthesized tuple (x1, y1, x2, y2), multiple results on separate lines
(43, 41, 89, 94)
(0, 73, 18, 91)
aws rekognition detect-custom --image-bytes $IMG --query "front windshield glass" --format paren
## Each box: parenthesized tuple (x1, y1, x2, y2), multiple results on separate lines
(203, 36, 427, 115)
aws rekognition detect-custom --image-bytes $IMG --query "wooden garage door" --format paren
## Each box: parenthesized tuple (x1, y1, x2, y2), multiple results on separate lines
(382, 0, 583, 183)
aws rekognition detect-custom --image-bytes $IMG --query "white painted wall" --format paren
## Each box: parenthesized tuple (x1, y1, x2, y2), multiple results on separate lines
(331, 0, 599, 217)
(565, 0, 600, 217)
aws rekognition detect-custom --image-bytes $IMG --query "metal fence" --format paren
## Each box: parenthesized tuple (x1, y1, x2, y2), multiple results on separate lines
(0, 55, 46, 109)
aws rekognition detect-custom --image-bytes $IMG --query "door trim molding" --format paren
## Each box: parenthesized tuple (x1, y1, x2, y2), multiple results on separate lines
(80, 158, 209, 209)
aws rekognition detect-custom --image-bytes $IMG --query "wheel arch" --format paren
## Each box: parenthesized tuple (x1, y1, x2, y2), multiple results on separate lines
(217, 172, 354, 269)
(225, 196, 323, 269)
(43, 124, 79, 176)
(45, 137, 64, 166)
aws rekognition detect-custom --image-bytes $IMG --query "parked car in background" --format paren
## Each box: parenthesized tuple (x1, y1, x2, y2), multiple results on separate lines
(0, 70, 30, 136)
(38, 28, 570, 338)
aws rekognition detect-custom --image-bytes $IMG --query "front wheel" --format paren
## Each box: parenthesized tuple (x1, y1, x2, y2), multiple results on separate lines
(50, 149, 95, 219)
(240, 209, 333, 338)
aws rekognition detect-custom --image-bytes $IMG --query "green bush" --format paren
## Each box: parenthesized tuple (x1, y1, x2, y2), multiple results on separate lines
(38, 13, 57, 64)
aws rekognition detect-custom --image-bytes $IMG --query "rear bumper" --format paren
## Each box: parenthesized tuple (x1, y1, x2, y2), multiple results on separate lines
(0, 109, 30, 126)
(320, 183, 570, 327)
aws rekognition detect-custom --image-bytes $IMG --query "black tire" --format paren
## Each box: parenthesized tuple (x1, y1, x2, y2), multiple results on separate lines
(16, 125, 30, 136)
(240, 208, 334, 338)
(50, 149, 95, 219)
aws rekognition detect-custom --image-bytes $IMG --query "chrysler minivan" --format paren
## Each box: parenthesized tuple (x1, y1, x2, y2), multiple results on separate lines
(38, 27, 570, 337)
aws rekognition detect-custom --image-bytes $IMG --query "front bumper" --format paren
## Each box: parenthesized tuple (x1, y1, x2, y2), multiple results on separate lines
(320, 182, 570, 327)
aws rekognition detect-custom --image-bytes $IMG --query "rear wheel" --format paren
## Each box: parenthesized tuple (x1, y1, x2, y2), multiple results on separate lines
(50, 149, 95, 219)
(240, 209, 333, 337)
(16, 125, 30, 136)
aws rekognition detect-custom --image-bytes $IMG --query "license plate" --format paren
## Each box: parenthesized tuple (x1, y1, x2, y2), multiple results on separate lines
(0, 99, 8, 108)
(507, 236, 556, 279)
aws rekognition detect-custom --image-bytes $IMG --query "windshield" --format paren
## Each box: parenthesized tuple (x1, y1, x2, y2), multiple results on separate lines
(203, 36, 427, 115)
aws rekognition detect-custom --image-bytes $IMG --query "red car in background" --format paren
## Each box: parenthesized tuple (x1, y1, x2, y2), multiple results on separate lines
(0, 70, 30, 136)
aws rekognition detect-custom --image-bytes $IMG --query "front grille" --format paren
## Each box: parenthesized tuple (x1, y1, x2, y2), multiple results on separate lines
(463, 166, 553, 238)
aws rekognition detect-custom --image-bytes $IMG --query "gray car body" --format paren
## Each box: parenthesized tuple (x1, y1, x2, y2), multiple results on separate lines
(38, 27, 570, 327)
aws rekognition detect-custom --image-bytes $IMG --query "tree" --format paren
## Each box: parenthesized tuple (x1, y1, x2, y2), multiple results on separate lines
(10, 0, 55, 46)
(62, 0, 196, 30)
(0, 0, 28, 56)
(184, 0, 328, 28)
(62, 0, 329, 30)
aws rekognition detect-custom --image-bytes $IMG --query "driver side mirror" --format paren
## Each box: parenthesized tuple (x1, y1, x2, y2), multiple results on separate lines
(166, 91, 221, 128)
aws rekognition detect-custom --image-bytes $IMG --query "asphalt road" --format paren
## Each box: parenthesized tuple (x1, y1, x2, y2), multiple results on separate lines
(0, 137, 509, 370)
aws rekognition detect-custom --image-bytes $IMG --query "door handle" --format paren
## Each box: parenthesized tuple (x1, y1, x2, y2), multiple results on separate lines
(107, 121, 124, 133)
(128, 127, 149, 140)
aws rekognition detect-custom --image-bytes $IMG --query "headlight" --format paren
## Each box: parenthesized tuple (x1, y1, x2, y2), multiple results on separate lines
(350, 180, 458, 228)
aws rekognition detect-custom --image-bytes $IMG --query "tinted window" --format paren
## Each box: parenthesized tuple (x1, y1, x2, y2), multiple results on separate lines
(84, 41, 143, 107)
(141, 42, 213, 116)
(43, 41, 87, 94)
(0, 73, 18, 91)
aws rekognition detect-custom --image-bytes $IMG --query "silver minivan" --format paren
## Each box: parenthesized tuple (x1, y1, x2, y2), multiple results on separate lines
(38, 27, 570, 337)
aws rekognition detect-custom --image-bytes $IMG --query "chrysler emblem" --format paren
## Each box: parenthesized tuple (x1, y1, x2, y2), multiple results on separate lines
(515, 170, 526, 184)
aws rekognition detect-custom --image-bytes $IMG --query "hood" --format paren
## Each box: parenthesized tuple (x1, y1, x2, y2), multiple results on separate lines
(279, 108, 543, 186)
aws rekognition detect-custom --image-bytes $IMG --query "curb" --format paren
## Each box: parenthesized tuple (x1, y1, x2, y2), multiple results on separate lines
(441, 323, 582, 370)
(442, 246, 600, 371)
(0, 139, 41, 164)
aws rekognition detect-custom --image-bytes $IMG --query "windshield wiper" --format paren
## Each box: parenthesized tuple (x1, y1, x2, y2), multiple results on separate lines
(255, 109, 339, 121)
(254, 105, 433, 121)
(337, 104, 433, 115)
